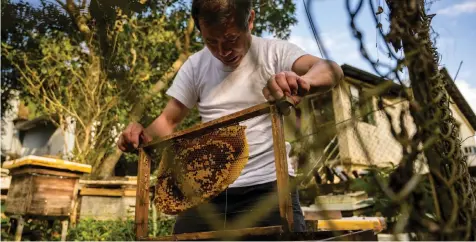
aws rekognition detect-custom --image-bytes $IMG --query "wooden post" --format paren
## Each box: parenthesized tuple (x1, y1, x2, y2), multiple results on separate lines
(152, 202, 158, 237)
(270, 105, 294, 232)
(60, 219, 69, 241)
(69, 179, 81, 227)
(135, 149, 151, 240)
(14, 216, 24, 241)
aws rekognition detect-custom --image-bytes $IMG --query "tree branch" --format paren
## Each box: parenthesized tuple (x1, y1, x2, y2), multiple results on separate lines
(97, 15, 197, 178)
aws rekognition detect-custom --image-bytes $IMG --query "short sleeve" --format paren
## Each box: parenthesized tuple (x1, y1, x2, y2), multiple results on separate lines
(277, 40, 308, 73)
(165, 58, 198, 109)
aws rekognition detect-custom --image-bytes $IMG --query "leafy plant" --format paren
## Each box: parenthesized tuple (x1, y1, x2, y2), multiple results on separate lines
(0, 216, 175, 241)
(350, 165, 397, 219)
(66, 217, 175, 241)
(66, 219, 136, 241)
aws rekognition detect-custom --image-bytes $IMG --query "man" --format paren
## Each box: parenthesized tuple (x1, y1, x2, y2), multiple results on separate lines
(118, 0, 343, 234)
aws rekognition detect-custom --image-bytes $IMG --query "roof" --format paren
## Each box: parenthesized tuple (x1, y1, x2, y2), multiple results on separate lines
(14, 115, 58, 131)
(441, 68, 476, 131)
(339, 64, 476, 131)
(340, 64, 405, 97)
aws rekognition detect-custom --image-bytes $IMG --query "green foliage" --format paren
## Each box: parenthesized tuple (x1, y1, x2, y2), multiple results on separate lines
(1, 218, 62, 241)
(350, 164, 436, 231)
(2, 0, 299, 177)
(1, 0, 74, 118)
(67, 217, 175, 241)
(66, 219, 136, 241)
(0, 217, 175, 241)
(350, 166, 397, 218)
(252, 0, 298, 39)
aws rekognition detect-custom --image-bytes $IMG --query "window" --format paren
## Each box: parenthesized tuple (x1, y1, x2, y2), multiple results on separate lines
(462, 146, 476, 155)
(349, 84, 376, 125)
(310, 91, 334, 124)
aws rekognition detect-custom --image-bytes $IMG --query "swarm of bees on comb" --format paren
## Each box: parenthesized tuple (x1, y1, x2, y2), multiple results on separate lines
(151, 124, 249, 215)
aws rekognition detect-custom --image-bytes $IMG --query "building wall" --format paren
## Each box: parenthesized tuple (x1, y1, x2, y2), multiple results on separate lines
(345, 97, 417, 168)
(283, 76, 476, 172)
(284, 89, 338, 167)
(21, 124, 58, 156)
(283, 79, 414, 171)
(1, 94, 20, 160)
(6, 122, 72, 159)
(449, 100, 476, 167)
(333, 78, 413, 170)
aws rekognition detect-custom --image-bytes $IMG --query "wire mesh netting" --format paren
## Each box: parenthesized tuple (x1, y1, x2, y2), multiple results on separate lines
(139, 0, 476, 241)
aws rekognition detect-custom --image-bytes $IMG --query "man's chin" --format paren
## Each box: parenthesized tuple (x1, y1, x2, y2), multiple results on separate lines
(222, 57, 242, 68)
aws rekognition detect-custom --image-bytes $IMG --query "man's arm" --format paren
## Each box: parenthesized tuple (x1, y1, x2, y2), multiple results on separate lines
(263, 54, 343, 103)
(117, 98, 189, 151)
(144, 98, 190, 138)
(293, 54, 343, 91)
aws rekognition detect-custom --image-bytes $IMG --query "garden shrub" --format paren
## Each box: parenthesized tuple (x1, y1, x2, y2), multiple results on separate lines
(0, 216, 175, 241)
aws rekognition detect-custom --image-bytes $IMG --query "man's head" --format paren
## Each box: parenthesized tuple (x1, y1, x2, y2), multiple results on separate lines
(192, 0, 255, 68)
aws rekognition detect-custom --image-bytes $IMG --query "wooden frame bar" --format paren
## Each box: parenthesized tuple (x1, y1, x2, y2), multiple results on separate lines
(270, 105, 294, 231)
(135, 150, 151, 240)
(143, 102, 273, 149)
(135, 98, 295, 240)
(144, 226, 283, 241)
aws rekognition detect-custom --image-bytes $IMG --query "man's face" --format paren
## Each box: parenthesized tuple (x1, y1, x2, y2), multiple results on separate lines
(199, 10, 255, 69)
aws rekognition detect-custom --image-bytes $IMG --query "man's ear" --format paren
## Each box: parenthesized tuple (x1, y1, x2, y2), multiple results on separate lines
(248, 9, 255, 31)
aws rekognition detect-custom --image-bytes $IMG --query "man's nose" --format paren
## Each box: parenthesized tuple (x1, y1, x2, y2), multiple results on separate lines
(218, 43, 232, 57)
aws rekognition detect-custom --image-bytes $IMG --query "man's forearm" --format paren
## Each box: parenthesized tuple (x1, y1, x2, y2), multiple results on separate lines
(143, 98, 190, 140)
(144, 114, 176, 139)
(302, 59, 343, 91)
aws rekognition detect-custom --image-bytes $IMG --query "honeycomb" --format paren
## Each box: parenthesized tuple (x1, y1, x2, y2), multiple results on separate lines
(152, 124, 249, 215)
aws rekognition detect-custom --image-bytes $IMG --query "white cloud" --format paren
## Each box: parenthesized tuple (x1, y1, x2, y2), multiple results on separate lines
(458, 70, 472, 81)
(288, 35, 321, 56)
(288, 32, 361, 65)
(435, 37, 456, 62)
(455, 80, 476, 113)
(437, 1, 476, 16)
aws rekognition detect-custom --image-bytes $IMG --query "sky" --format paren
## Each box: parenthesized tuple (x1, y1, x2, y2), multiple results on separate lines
(22, 0, 476, 117)
(283, 0, 476, 114)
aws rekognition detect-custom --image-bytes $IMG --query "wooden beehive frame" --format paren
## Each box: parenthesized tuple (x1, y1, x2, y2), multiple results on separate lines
(134, 98, 296, 241)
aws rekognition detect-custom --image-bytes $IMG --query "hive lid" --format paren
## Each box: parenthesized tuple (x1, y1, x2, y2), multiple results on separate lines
(2, 155, 92, 174)
(317, 217, 386, 232)
(1, 168, 9, 176)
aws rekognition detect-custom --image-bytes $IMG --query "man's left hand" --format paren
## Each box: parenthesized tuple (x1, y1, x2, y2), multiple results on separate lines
(262, 71, 311, 105)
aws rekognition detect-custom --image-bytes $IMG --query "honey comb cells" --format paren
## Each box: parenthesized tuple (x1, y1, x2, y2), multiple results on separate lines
(152, 124, 249, 215)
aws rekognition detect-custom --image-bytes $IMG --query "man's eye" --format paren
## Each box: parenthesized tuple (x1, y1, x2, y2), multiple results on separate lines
(207, 40, 217, 45)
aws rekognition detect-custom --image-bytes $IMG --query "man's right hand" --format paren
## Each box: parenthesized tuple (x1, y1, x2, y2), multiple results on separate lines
(117, 98, 191, 153)
(117, 122, 153, 152)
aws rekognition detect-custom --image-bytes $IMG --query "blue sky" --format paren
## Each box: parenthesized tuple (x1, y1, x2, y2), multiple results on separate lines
(26, 0, 476, 113)
(284, 0, 476, 113)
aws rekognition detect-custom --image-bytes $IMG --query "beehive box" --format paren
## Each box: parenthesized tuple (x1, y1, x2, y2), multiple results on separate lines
(1, 168, 11, 202)
(78, 176, 137, 221)
(2, 155, 91, 218)
(314, 191, 374, 211)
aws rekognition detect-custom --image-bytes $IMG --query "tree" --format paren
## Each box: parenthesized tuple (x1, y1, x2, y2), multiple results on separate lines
(1, 0, 74, 118)
(2, 0, 299, 178)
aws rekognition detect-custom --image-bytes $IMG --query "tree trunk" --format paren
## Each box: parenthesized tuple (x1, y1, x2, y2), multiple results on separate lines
(93, 53, 190, 178)
(94, 18, 195, 179)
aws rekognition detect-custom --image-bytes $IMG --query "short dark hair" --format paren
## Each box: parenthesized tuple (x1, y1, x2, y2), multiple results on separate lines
(191, 0, 253, 32)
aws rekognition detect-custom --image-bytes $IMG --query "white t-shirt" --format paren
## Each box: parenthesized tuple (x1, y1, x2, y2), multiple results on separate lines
(166, 35, 308, 188)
